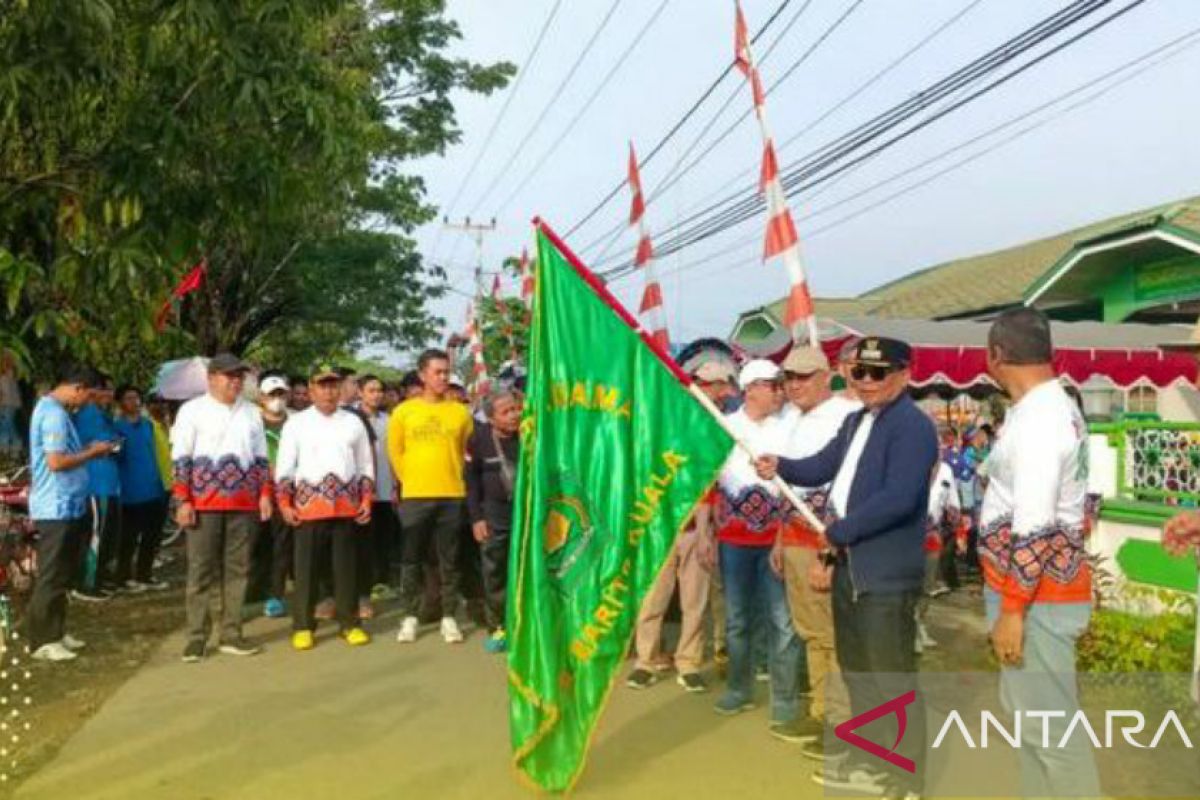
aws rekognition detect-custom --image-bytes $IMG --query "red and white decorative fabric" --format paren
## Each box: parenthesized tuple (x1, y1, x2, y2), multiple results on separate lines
(627, 142, 669, 352)
(735, 1, 817, 345)
(465, 301, 491, 398)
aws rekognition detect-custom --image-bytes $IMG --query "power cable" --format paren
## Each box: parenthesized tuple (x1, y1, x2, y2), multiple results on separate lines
(466, 0, 628, 216)
(561, 0, 797, 239)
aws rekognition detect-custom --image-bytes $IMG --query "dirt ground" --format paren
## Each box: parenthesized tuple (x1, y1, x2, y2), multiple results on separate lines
(4, 545, 186, 796)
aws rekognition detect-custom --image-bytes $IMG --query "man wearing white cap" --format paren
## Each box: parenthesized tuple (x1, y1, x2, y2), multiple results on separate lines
(626, 356, 738, 694)
(701, 359, 803, 740)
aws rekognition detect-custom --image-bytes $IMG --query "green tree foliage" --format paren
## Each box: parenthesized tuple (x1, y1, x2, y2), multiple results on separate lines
(0, 0, 512, 383)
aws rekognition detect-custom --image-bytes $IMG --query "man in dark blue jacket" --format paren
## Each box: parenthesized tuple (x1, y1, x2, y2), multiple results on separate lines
(757, 337, 937, 800)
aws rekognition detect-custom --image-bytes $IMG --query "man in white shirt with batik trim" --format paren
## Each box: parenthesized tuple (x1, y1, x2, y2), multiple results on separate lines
(979, 307, 1098, 799)
(171, 354, 272, 663)
(276, 363, 375, 650)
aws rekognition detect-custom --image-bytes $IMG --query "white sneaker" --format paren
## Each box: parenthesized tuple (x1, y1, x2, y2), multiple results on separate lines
(396, 616, 418, 643)
(32, 643, 78, 662)
(440, 616, 464, 644)
(917, 623, 938, 650)
(122, 580, 149, 594)
(61, 634, 86, 651)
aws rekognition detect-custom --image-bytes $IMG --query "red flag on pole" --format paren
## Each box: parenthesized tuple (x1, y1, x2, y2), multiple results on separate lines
(155, 258, 207, 332)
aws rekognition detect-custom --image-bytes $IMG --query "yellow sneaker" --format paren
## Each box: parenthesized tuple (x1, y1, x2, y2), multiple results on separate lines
(342, 628, 371, 647)
(292, 630, 315, 651)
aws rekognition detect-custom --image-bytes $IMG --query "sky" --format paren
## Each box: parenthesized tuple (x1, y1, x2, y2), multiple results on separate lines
(385, 0, 1200, 365)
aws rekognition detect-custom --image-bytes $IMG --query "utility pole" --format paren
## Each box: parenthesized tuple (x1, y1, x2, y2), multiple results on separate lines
(443, 216, 497, 296)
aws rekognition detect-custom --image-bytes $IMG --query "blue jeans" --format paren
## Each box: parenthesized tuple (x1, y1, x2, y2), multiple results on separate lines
(719, 542, 800, 722)
(984, 588, 1099, 798)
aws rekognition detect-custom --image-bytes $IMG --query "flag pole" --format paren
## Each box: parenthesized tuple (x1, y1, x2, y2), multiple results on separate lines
(534, 217, 825, 534)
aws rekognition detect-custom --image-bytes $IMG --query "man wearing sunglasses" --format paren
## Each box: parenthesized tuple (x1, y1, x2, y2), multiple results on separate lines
(756, 337, 937, 800)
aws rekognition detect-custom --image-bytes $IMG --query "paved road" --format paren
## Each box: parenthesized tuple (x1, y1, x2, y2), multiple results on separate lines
(17, 610, 829, 800)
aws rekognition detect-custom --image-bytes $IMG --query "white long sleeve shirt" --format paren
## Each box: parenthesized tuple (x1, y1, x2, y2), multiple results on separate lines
(275, 407, 375, 521)
(978, 379, 1090, 611)
(170, 393, 270, 512)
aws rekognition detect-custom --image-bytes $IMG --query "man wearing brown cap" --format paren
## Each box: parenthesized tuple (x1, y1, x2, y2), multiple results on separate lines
(773, 345, 861, 748)
(171, 353, 273, 662)
(757, 338, 937, 800)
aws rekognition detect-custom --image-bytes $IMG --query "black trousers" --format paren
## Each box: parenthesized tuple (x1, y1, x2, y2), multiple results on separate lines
(358, 502, 399, 596)
(116, 498, 166, 584)
(397, 499, 464, 620)
(832, 565, 925, 793)
(293, 518, 360, 632)
(269, 512, 294, 600)
(938, 533, 960, 590)
(28, 517, 89, 650)
(480, 528, 510, 633)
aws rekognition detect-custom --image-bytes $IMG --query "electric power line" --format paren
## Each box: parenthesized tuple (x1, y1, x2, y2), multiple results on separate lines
(620, 0, 1138, 271)
(561, 0, 797, 239)
(637, 24, 1200, 293)
(466, 0, 628, 217)
(492, 0, 676, 217)
(430, 0, 565, 262)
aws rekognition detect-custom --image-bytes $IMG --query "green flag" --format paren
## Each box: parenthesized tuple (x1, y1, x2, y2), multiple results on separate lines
(507, 222, 734, 792)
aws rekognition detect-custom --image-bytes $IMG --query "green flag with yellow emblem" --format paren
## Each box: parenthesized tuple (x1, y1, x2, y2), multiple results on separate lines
(507, 222, 734, 792)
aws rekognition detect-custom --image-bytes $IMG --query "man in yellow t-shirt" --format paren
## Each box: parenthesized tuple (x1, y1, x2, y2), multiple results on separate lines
(387, 348, 473, 645)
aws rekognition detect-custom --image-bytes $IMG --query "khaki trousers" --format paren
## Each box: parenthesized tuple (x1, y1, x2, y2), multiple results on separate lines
(634, 533, 710, 674)
(782, 546, 846, 722)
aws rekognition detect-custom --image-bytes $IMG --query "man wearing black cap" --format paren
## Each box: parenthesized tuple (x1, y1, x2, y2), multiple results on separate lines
(757, 337, 937, 800)
(171, 353, 272, 662)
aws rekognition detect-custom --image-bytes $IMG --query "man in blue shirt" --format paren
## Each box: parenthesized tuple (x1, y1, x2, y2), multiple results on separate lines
(113, 385, 169, 592)
(28, 366, 116, 662)
(73, 374, 122, 598)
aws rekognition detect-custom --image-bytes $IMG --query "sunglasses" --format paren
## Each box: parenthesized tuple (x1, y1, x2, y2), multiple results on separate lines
(849, 364, 897, 382)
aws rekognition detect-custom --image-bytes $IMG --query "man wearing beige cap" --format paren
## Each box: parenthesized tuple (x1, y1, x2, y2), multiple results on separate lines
(774, 345, 861, 748)
(627, 355, 737, 694)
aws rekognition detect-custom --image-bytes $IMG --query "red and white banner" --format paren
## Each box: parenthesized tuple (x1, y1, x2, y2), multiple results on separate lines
(627, 142, 669, 352)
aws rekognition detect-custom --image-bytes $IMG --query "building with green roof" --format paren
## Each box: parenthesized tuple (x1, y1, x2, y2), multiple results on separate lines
(732, 194, 1200, 348)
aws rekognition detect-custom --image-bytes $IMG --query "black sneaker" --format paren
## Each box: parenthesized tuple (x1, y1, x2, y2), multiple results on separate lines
(626, 668, 659, 690)
(181, 641, 206, 663)
(677, 673, 708, 693)
(218, 638, 262, 657)
(769, 717, 824, 744)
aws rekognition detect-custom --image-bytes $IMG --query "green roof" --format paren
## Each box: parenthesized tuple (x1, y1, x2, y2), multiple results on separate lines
(759, 195, 1200, 324)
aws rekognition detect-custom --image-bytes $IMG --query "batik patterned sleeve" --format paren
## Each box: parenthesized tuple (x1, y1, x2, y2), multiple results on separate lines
(998, 434, 1083, 613)
(274, 418, 299, 511)
(354, 423, 375, 505)
(169, 404, 197, 502)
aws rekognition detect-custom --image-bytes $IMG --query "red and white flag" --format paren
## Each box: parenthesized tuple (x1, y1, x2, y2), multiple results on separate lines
(734, 1, 817, 345)
(519, 248, 534, 307)
(627, 142, 669, 352)
(465, 301, 491, 398)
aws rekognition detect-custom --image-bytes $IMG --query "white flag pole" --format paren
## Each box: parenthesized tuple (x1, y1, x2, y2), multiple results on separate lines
(687, 383, 826, 534)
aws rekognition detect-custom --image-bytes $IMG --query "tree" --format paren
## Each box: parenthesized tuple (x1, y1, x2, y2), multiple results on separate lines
(0, 0, 513, 383)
